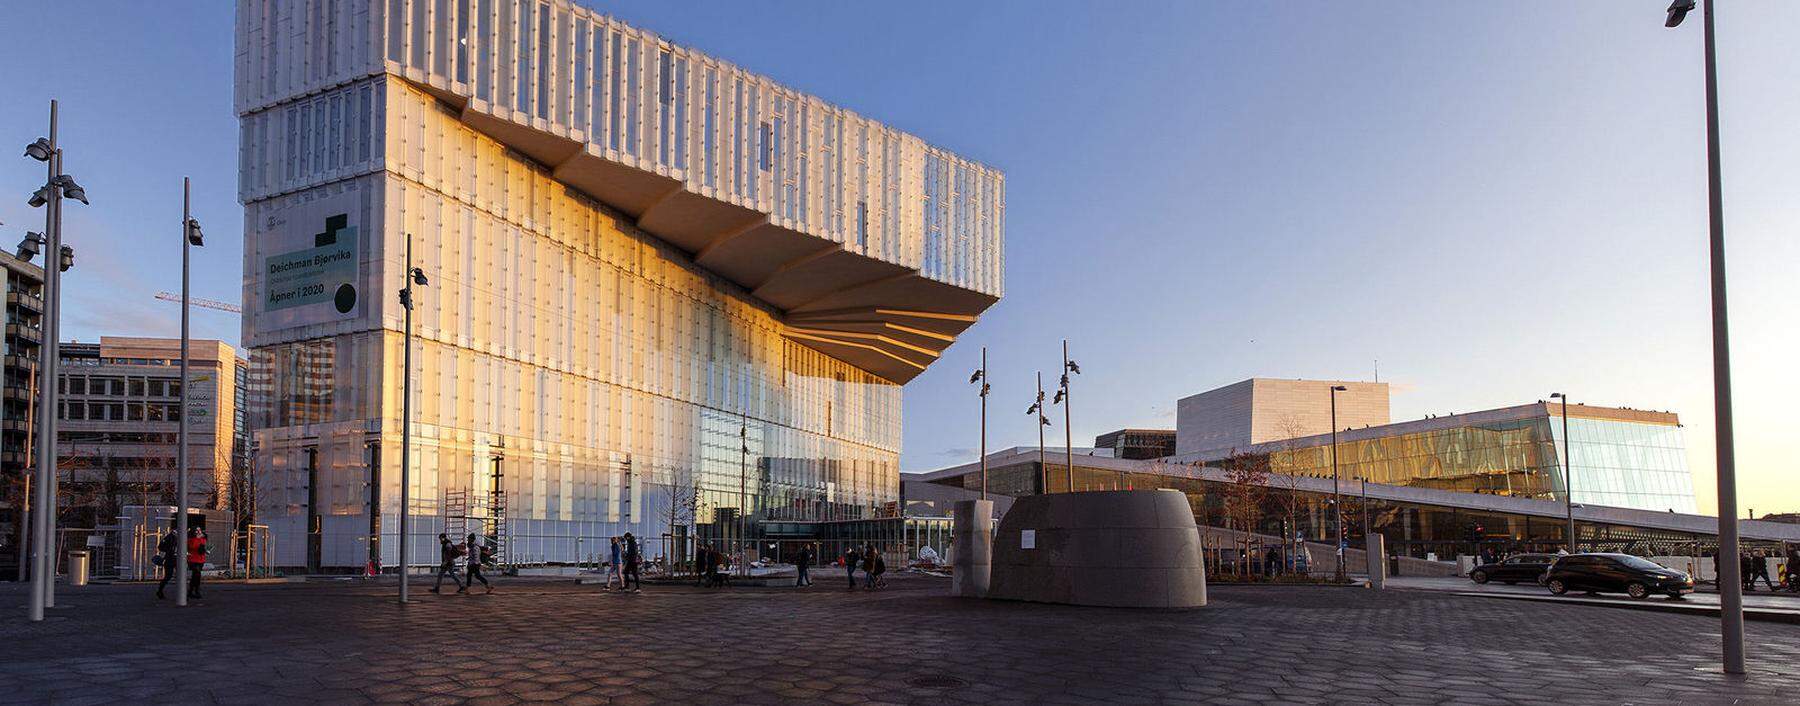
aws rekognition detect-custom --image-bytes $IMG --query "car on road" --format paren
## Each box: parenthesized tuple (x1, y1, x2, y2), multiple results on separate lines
(1544, 553, 1694, 599)
(1469, 553, 1558, 586)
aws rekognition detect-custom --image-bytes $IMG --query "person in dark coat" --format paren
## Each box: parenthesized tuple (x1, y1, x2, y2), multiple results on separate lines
(429, 533, 466, 594)
(795, 544, 813, 587)
(155, 523, 181, 600)
(465, 533, 493, 593)
(843, 546, 859, 591)
(1750, 550, 1776, 591)
(622, 532, 641, 592)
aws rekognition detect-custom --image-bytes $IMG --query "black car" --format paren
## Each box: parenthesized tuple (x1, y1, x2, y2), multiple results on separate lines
(1544, 553, 1695, 599)
(1469, 553, 1557, 585)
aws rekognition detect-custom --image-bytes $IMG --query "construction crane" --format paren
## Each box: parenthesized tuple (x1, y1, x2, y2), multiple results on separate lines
(153, 291, 242, 314)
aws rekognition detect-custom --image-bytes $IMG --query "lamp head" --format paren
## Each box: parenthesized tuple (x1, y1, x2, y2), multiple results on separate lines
(185, 217, 204, 246)
(1331, 385, 1347, 392)
(58, 245, 73, 272)
(15, 232, 44, 262)
(28, 185, 53, 208)
(409, 267, 428, 286)
(1665, 0, 1695, 28)
(24, 138, 52, 162)
(52, 175, 88, 205)
(1550, 392, 1565, 399)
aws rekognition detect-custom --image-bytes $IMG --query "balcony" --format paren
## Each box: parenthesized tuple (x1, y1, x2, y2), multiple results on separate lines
(5, 324, 42, 347)
(2, 354, 34, 372)
(6, 291, 43, 315)
(1, 385, 31, 403)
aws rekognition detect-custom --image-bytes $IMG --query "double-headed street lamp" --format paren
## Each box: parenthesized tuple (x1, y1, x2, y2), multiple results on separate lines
(25, 100, 86, 623)
(1329, 384, 1347, 582)
(174, 178, 204, 607)
(1026, 373, 1050, 492)
(1549, 393, 1575, 555)
(1665, 0, 1745, 676)
(969, 348, 988, 499)
(397, 237, 429, 604)
(1053, 341, 1080, 491)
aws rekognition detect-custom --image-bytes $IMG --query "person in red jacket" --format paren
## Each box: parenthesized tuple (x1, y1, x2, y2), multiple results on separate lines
(186, 528, 209, 600)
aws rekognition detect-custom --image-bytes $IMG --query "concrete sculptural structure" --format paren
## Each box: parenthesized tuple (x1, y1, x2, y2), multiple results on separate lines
(963, 489, 1206, 608)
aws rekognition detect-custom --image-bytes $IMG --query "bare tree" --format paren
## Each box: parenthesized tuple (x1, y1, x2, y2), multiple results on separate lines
(1270, 414, 1312, 575)
(1221, 451, 1271, 578)
(659, 470, 700, 575)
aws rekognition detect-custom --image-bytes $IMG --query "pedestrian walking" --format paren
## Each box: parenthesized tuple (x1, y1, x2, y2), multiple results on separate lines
(155, 523, 180, 600)
(842, 546, 859, 591)
(606, 537, 623, 591)
(695, 543, 711, 587)
(1740, 552, 1756, 591)
(465, 533, 493, 593)
(862, 544, 877, 590)
(795, 544, 813, 587)
(186, 527, 209, 600)
(429, 533, 466, 594)
(622, 532, 642, 592)
(1750, 550, 1776, 591)
(870, 551, 887, 589)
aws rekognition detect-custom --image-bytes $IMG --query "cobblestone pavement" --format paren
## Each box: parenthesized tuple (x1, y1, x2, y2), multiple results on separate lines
(4, 573, 1798, 705)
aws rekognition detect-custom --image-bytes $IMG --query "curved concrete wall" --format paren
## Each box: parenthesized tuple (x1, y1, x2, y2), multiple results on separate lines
(987, 490, 1206, 608)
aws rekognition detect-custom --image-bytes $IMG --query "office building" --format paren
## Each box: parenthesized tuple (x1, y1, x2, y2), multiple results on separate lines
(234, 0, 1004, 569)
(0, 250, 45, 579)
(55, 337, 249, 527)
(1175, 378, 1389, 457)
(1093, 429, 1175, 460)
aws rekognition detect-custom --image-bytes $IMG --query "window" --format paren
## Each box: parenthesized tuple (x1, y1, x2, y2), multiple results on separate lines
(759, 121, 772, 172)
(857, 201, 868, 249)
(169, 381, 181, 398)
(127, 402, 144, 422)
(149, 380, 166, 397)
(129, 379, 145, 397)
(69, 377, 86, 395)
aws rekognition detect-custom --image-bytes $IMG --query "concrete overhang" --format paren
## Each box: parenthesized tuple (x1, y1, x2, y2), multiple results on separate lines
(417, 84, 995, 384)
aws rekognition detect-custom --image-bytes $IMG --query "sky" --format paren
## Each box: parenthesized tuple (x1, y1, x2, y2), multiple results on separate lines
(1, 2, 1795, 516)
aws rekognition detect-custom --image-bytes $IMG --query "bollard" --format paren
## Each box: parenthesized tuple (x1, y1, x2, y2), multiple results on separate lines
(68, 550, 90, 587)
(1364, 534, 1386, 590)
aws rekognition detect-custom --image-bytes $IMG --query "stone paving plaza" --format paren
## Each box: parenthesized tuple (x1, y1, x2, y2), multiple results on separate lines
(4, 573, 1799, 705)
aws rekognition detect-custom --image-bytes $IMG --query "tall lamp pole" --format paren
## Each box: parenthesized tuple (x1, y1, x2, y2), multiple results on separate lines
(1665, 0, 1743, 675)
(969, 348, 988, 499)
(739, 422, 749, 577)
(175, 178, 205, 606)
(1329, 384, 1346, 581)
(1550, 393, 1575, 554)
(25, 100, 87, 621)
(397, 236, 428, 603)
(1054, 341, 1079, 492)
(1031, 373, 1048, 492)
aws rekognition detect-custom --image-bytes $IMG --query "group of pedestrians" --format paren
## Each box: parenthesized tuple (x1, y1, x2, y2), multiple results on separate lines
(155, 524, 209, 601)
(603, 533, 642, 592)
(429, 532, 495, 594)
(842, 544, 886, 590)
(695, 542, 733, 588)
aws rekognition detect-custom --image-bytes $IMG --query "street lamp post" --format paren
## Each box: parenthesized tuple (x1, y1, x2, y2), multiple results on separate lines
(1329, 384, 1347, 582)
(1550, 393, 1575, 554)
(1030, 373, 1048, 492)
(25, 100, 87, 622)
(1665, 0, 1744, 675)
(969, 348, 988, 499)
(397, 236, 428, 604)
(739, 422, 749, 577)
(1054, 341, 1080, 492)
(175, 178, 205, 607)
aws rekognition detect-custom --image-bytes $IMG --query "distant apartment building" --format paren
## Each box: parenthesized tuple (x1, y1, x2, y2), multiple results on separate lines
(55, 337, 248, 527)
(0, 249, 46, 578)
(1175, 378, 1389, 457)
(1093, 429, 1176, 460)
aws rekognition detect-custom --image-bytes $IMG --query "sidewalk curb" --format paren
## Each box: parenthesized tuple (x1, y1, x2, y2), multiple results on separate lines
(1436, 589, 1800, 625)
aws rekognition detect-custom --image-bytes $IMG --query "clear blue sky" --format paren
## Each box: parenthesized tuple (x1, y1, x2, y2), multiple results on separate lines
(1, 2, 1795, 515)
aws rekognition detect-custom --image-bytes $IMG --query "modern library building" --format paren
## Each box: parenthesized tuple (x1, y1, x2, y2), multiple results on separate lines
(234, 0, 1002, 570)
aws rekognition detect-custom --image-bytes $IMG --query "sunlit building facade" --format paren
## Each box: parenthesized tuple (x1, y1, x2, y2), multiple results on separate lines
(233, 0, 1002, 569)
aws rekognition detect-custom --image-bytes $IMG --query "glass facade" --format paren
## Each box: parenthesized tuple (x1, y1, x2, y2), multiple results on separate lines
(233, 0, 1003, 569)
(1235, 412, 1697, 514)
(930, 461, 1741, 561)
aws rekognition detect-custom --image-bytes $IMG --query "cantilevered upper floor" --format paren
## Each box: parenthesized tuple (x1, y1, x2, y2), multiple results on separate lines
(233, 0, 1003, 383)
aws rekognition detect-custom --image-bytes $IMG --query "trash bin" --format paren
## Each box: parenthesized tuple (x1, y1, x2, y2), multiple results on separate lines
(68, 550, 90, 587)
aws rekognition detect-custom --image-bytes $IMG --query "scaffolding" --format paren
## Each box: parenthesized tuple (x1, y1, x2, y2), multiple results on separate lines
(445, 451, 510, 570)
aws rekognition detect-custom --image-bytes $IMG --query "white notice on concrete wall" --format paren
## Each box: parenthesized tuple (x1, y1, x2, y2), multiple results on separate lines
(1021, 529, 1036, 550)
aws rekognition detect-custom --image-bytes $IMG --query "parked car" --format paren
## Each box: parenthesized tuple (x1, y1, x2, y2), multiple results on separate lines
(1469, 553, 1557, 585)
(1544, 553, 1694, 599)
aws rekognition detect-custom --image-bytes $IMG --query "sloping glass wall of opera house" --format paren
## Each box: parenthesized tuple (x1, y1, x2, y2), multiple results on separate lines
(234, 0, 1003, 570)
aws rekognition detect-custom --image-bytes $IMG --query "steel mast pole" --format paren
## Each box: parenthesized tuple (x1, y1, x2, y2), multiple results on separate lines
(1699, 0, 1743, 676)
(27, 101, 59, 622)
(1036, 372, 1046, 493)
(398, 237, 415, 603)
(1552, 394, 1575, 554)
(978, 347, 987, 500)
(175, 178, 193, 606)
(1330, 385, 1345, 582)
(1062, 340, 1072, 492)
